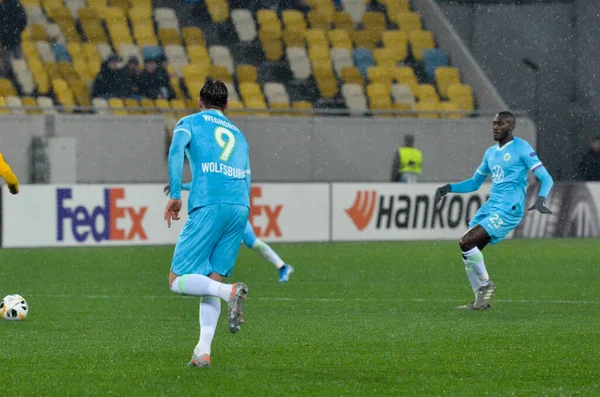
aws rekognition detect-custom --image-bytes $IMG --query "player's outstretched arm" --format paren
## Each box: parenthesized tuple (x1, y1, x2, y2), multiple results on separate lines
(0, 153, 19, 195)
(527, 166, 554, 214)
(435, 171, 487, 205)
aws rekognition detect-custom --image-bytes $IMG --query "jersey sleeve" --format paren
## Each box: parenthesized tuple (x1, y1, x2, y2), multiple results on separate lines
(475, 149, 490, 176)
(168, 118, 192, 199)
(520, 141, 543, 171)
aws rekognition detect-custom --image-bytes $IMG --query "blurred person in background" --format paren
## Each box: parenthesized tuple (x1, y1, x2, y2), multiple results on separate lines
(138, 57, 175, 100)
(122, 56, 141, 99)
(392, 134, 423, 183)
(578, 136, 600, 181)
(92, 54, 127, 98)
(0, 0, 27, 77)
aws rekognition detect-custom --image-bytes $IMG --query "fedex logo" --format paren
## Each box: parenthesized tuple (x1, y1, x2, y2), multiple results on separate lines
(57, 188, 148, 243)
(249, 186, 282, 238)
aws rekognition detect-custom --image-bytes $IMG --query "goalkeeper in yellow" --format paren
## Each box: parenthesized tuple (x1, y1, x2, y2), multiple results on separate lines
(0, 153, 19, 195)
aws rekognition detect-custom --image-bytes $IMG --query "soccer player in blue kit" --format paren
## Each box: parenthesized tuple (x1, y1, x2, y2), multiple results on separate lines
(435, 112, 554, 310)
(164, 183, 295, 282)
(164, 79, 251, 368)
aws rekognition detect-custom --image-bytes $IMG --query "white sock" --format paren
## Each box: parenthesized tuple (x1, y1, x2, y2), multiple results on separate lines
(462, 247, 490, 286)
(462, 257, 481, 293)
(252, 239, 285, 269)
(194, 297, 220, 357)
(170, 274, 233, 301)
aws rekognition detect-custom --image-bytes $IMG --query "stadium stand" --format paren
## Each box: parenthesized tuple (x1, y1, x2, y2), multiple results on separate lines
(0, 0, 475, 119)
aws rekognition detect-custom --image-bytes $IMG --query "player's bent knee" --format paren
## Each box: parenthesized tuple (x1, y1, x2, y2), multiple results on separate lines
(459, 236, 474, 252)
(169, 276, 182, 294)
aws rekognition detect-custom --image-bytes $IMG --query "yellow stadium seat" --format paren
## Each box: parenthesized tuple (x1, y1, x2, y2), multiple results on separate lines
(187, 45, 210, 64)
(21, 0, 41, 5)
(409, 30, 435, 62)
(140, 98, 155, 113)
(308, 45, 330, 62)
(415, 84, 439, 103)
(226, 100, 248, 116)
(307, 11, 331, 29)
(0, 97, 9, 115)
(316, 78, 338, 98)
(58, 61, 77, 79)
(394, 66, 418, 92)
(208, 3, 229, 23)
(259, 33, 283, 61)
(183, 63, 210, 82)
(82, 20, 109, 43)
(352, 29, 381, 49)
(127, 0, 150, 9)
(256, 10, 281, 30)
(170, 99, 188, 118)
(87, 0, 108, 9)
(159, 28, 182, 46)
(333, 12, 354, 31)
(108, 0, 129, 10)
(108, 24, 134, 44)
(30, 24, 48, 41)
(45, 63, 62, 80)
(244, 98, 269, 116)
(448, 84, 474, 111)
(128, 7, 151, 23)
(397, 12, 422, 33)
(78, 7, 100, 21)
(103, 6, 127, 24)
(236, 65, 257, 83)
(382, 30, 408, 63)
(329, 29, 352, 51)
(67, 42, 82, 59)
(28, 59, 50, 94)
(340, 67, 364, 86)
(209, 65, 232, 82)
(367, 83, 391, 101)
(155, 99, 170, 112)
(415, 101, 438, 118)
(386, 0, 410, 25)
(0, 79, 18, 97)
(438, 101, 462, 119)
(69, 79, 91, 107)
(269, 102, 291, 116)
(170, 77, 185, 100)
(292, 100, 313, 116)
(362, 12, 386, 32)
(22, 97, 41, 115)
(372, 48, 396, 66)
(108, 98, 128, 115)
(239, 82, 263, 102)
(182, 27, 205, 46)
(435, 66, 461, 98)
(282, 10, 307, 31)
(312, 62, 335, 80)
(393, 102, 413, 118)
(123, 98, 142, 114)
(283, 29, 305, 48)
(73, 58, 92, 83)
(305, 29, 327, 48)
(367, 66, 394, 88)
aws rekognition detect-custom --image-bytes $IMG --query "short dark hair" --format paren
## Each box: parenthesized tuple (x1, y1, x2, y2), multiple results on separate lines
(497, 111, 516, 125)
(200, 78, 228, 110)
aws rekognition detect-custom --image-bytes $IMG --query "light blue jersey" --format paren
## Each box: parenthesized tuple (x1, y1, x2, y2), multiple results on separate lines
(168, 109, 251, 213)
(450, 136, 553, 244)
(475, 137, 542, 215)
(169, 109, 251, 277)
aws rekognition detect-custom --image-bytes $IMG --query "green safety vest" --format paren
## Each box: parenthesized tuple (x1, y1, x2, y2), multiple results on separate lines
(398, 147, 423, 175)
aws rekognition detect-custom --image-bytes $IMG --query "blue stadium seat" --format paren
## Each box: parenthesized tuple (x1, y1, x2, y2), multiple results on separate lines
(52, 43, 71, 62)
(423, 48, 448, 83)
(353, 48, 375, 77)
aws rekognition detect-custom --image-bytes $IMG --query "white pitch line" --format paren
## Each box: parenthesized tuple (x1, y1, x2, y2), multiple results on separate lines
(28, 295, 600, 305)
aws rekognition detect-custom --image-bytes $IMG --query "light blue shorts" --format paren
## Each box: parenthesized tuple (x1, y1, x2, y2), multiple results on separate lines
(171, 204, 249, 278)
(468, 206, 523, 245)
(242, 221, 257, 248)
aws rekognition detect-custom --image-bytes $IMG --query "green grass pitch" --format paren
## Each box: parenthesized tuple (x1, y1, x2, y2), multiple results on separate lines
(1, 239, 599, 396)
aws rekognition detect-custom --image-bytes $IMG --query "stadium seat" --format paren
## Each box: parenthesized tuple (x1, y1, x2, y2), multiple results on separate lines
(108, 98, 128, 116)
(22, 96, 41, 115)
(397, 12, 422, 33)
(332, 11, 354, 31)
(352, 48, 375, 76)
(124, 98, 143, 115)
(340, 66, 364, 86)
(362, 12, 386, 32)
(306, 29, 328, 48)
(448, 83, 474, 111)
(329, 29, 353, 51)
(341, 83, 368, 116)
(382, 30, 409, 63)
(415, 101, 438, 118)
(286, 47, 311, 80)
(438, 101, 462, 119)
(263, 82, 290, 104)
(231, 9, 257, 42)
(352, 29, 381, 49)
(393, 102, 413, 117)
(6, 97, 24, 115)
(10, 59, 35, 95)
(182, 27, 205, 46)
(208, 45, 235, 74)
(391, 83, 415, 106)
(342, 0, 366, 24)
(394, 66, 418, 93)
(386, 0, 410, 25)
(258, 29, 284, 62)
(210, 65, 233, 82)
(435, 66, 460, 99)
(0, 79, 18, 97)
(186, 45, 210, 64)
(236, 64, 258, 83)
(292, 100, 313, 116)
(423, 48, 449, 82)
(409, 30, 435, 62)
(330, 48, 353, 76)
(415, 84, 440, 103)
(283, 29, 305, 48)
(226, 100, 248, 116)
(0, 97, 9, 115)
(282, 10, 307, 31)
(37, 96, 56, 114)
(372, 48, 396, 66)
(367, 66, 394, 89)
(307, 11, 331, 30)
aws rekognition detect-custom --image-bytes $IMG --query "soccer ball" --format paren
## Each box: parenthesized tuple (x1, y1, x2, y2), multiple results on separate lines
(1, 295, 28, 321)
